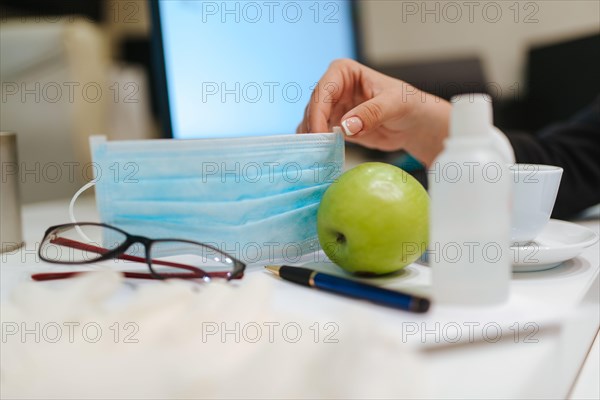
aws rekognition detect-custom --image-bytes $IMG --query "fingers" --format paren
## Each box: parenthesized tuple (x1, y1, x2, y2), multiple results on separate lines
(296, 104, 310, 133)
(299, 59, 398, 135)
(340, 92, 398, 137)
(303, 59, 356, 133)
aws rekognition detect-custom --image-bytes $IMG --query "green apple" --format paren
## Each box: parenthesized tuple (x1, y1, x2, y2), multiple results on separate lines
(317, 162, 429, 275)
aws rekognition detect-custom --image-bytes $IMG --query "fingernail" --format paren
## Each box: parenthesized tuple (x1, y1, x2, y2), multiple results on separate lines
(341, 117, 363, 136)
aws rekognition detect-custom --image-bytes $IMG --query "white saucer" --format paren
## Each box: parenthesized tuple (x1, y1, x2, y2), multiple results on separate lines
(511, 219, 599, 272)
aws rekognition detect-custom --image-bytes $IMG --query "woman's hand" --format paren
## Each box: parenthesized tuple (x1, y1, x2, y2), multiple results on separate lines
(297, 59, 452, 167)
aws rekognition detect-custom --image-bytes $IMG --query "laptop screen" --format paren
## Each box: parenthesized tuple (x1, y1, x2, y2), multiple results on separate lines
(152, 0, 358, 139)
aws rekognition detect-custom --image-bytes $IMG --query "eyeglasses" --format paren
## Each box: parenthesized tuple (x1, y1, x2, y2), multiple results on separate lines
(33, 222, 245, 281)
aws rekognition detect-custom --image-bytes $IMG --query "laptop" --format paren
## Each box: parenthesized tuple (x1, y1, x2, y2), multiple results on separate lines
(150, 0, 360, 139)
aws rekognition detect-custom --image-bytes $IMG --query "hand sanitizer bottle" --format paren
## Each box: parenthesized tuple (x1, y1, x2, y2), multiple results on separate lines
(429, 94, 512, 305)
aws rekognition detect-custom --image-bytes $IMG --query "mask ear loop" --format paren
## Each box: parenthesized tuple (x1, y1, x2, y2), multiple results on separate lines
(69, 180, 97, 243)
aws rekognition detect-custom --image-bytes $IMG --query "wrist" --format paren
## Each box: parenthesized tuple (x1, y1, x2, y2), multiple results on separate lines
(406, 93, 451, 167)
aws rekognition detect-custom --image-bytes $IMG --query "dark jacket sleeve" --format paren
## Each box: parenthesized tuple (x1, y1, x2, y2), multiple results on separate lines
(505, 96, 600, 219)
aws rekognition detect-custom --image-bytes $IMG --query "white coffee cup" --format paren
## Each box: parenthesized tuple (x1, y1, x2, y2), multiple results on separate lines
(510, 164, 563, 243)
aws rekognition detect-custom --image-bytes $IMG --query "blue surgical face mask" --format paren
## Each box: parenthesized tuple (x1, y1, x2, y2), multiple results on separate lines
(74, 133, 344, 264)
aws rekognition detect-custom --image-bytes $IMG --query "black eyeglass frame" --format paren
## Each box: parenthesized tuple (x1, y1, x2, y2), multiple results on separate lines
(36, 222, 246, 281)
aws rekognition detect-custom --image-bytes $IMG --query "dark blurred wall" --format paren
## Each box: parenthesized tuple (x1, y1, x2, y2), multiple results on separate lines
(0, 0, 103, 21)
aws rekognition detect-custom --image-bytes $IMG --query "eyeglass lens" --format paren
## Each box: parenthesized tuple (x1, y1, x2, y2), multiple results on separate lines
(39, 224, 127, 264)
(148, 240, 236, 277)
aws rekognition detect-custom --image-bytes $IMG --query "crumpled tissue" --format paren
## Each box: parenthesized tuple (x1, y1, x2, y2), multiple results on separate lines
(1, 271, 422, 399)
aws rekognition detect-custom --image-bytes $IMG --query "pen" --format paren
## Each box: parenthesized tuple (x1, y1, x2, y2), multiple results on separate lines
(265, 265, 430, 313)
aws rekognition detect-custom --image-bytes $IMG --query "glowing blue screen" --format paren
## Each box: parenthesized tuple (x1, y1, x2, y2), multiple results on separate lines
(158, 0, 357, 138)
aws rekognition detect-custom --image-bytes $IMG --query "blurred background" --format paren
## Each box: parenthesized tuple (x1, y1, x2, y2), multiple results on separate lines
(1, 0, 599, 203)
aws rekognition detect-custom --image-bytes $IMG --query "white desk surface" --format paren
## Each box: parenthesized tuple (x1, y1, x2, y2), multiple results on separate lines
(1, 196, 598, 399)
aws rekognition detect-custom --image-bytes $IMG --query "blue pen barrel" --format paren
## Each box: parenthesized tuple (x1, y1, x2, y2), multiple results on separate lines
(313, 273, 429, 313)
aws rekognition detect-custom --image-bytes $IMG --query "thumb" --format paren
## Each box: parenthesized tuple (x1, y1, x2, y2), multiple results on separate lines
(340, 95, 393, 136)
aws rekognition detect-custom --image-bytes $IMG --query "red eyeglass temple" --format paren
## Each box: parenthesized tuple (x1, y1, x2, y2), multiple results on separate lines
(31, 237, 236, 281)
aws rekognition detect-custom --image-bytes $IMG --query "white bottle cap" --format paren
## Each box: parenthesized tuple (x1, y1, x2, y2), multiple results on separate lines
(449, 93, 493, 137)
